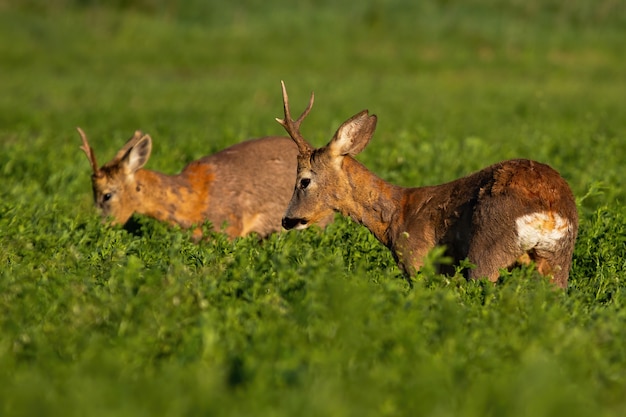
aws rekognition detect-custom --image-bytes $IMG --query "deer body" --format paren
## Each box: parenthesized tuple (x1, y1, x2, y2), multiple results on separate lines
(79, 129, 321, 239)
(276, 82, 578, 288)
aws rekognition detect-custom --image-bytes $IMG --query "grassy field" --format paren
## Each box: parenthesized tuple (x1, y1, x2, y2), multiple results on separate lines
(1, 1, 625, 416)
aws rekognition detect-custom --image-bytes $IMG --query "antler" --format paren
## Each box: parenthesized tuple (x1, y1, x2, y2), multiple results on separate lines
(77, 127, 100, 175)
(275, 80, 314, 154)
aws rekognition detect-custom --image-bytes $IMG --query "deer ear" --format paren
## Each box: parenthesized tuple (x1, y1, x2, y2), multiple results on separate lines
(328, 110, 377, 157)
(122, 134, 152, 174)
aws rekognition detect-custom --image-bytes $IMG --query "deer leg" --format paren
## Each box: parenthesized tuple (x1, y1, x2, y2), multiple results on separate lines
(525, 248, 571, 289)
(466, 230, 521, 283)
(469, 245, 572, 288)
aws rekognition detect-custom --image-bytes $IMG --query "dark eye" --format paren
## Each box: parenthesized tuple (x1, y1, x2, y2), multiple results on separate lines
(103, 193, 112, 202)
(299, 178, 311, 190)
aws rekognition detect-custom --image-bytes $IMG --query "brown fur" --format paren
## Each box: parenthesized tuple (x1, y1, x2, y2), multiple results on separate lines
(79, 128, 331, 239)
(276, 82, 578, 288)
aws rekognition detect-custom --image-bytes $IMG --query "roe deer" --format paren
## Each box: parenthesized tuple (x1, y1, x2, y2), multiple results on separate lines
(276, 81, 578, 288)
(78, 127, 331, 240)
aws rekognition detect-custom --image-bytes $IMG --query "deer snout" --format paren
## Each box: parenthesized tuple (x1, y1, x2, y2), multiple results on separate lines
(282, 216, 309, 230)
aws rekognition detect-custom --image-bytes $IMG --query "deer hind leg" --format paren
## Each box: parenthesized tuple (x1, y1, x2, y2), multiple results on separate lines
(517, 246, 572, 289)
(467, 245, 558, 285)
(468, 244, 521, 283)
(465, 223, 523, 283)
(469, 246, 571, 288)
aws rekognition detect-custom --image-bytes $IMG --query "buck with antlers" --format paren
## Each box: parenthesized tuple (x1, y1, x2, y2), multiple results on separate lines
(78, 128, 331, 240)
(276, 81, 578, 288)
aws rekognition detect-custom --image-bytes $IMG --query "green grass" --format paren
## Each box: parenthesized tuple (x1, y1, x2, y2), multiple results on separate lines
(1, 1, 625, 416)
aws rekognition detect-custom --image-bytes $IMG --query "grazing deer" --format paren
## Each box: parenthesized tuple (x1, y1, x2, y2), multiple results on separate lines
(275, 81, 578, 288)
(78, 127, 331, 240)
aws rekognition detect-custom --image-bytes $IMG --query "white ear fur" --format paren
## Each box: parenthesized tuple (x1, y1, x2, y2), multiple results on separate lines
(328, 110, 377, 157)
(123, 135, 152, 174)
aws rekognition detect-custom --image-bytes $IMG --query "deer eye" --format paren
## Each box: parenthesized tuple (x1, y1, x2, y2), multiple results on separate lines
(103, 193, 112, 202)
(299, 178, 311, 190)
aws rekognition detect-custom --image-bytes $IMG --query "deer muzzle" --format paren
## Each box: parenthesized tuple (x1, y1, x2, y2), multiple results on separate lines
(282, 216, 309, 230)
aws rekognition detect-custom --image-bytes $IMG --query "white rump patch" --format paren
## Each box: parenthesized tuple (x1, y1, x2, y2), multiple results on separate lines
(516, 212, 571, 252)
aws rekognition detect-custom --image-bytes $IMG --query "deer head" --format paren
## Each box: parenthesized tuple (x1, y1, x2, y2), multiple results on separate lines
(78, 127, 152, 225)
(276, 81, 378, 230)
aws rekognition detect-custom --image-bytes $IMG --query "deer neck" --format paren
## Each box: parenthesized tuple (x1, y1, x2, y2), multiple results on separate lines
(339, 157, 405, 247)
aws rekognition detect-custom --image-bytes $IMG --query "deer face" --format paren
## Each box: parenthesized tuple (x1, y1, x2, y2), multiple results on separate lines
(90, 166, 136, 225)
(282, 150, 341, 230)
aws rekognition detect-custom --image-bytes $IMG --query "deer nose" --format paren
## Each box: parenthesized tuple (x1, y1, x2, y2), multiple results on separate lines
(282, 217, 308, 230)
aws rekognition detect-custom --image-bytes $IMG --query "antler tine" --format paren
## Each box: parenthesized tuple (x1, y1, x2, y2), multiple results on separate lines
(275, 80, 314, 153)
(77, 127, 99, 174)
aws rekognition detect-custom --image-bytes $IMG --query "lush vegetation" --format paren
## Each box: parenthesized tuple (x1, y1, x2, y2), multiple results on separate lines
(1, 1, 624, 416)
